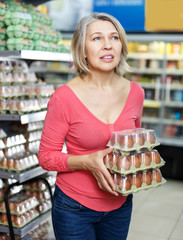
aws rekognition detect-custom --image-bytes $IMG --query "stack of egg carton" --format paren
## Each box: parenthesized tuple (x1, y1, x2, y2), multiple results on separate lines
(104, 128, 166, 196)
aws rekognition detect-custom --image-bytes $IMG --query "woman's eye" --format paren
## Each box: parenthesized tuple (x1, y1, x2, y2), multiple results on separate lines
(112, 36, 119, 40)
(93, 37, 100, 41)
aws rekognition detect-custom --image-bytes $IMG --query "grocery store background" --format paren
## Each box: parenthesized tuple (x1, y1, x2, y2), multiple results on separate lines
(0, 0, 183, 239)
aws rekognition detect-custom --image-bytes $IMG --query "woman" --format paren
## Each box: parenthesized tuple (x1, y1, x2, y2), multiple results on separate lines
(38, 12, 144, 240)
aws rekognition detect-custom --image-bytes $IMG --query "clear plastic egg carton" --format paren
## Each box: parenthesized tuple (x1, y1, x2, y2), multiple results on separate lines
(25, 130, 42, 142)
(2, 144, 26, 158)
(26, 140, 40, 154)
(23, 175, 56, 192)
(104, 149, 165, 175)
(2, 154, 39, 172)
(0, 193, 39, 216)
(24, 188, 52, 203)
(8, 99, 41, 114)
(107, 128, 160, 153)
(2, 134, 26, 148)
(36, 199, 52, 215)
(112, 168, 166, 196)
(0, 208, 39, 228)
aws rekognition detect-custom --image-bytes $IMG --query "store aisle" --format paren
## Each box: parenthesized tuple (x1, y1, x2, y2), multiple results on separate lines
(128, 179, 183, 240)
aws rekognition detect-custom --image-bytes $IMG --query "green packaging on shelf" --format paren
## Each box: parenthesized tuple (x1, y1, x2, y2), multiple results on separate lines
(7, 25, 34, 39)
(0, 15, 5, 28)
(0, 27, 6, 40)
(3, 11, 11, 25)
(0, 39, 6, 50)
(11, 12, 32, 26)
(44, 14, 53, 26)
(34, 39, 49, 51)
(4, 11, 32, 26)
(7, 38, 34, 50)
(0, 2, 9, 15)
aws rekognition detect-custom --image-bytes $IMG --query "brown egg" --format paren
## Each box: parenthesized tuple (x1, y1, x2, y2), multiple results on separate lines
(118, 177, 131, 191)
(110, 154, 118, 168)
(133, 133, 145, 146)
(103, 154, 109, 165)
(144, 131, 156, 144)
(1, 214, 7, 223)
(146, 170, 152, 179)
(9, 202, 15, 211)
(149, 150, 161, 164)
(7, 159, 13, 169)
(131, 174, 142, 188)
(136, 171, 142, 179)
(151, 169, 162, 183)
(14, 203, 23, 214)
(113, 174, 121, 186)
(0, 201, 5, 211)
(11, 215, 15, 223)
(120, 135, 134, 149)
(14, 216, 21, 226)
(30, 182, 37, 189)
(127, 174, 132, 182)
(128, 154, 140, 168)
(141, 171, 152, 185)
(139, 152, 151, 166)
(116, 156, 131, 170)
(0, 158, 7, 168)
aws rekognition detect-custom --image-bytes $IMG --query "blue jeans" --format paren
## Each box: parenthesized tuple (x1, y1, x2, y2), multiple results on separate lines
(52, 185, 133, 240)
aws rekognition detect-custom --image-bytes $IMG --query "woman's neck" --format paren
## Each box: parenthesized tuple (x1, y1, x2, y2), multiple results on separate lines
(83, 71, 120, 89)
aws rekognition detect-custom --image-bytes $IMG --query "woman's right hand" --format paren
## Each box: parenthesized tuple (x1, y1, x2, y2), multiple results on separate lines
(81, 147, 118, 196)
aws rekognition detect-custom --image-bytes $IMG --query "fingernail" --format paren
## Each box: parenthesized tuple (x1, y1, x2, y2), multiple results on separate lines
(114, 192, 119, 196)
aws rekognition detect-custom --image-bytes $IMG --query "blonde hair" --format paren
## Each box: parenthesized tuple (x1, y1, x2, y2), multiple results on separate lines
(71, 12, 131, 77)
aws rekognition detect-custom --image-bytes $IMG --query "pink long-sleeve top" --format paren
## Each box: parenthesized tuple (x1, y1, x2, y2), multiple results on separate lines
(38, 81, 144, 211)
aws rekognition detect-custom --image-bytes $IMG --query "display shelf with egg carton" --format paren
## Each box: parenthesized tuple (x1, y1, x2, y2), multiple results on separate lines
(0, 210, 51, 238)
(0, 174, 53, 239)
(106, 128, 166, 195)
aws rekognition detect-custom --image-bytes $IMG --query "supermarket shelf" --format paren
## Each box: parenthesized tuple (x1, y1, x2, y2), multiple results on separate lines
(167, 85, 183, 90)
(142, 117, 160, 124)
(131, 67, 163, 75)
(159, 137, 183, 147)
(127, 33, 183, 43)
(0, 111, 47, 124)
(139, 82, 156, 89)
(143, 100, 161, 108)
(166, 54, 183, 60)
(128, 53, 164, 60)
(163, 101, 183, 108)
(162, 119, 183, 126)
(0, 166, 47, 183)
(166, 69, 183, 75)
(0, 210, 51, 238)
(0, 50, 72, 62)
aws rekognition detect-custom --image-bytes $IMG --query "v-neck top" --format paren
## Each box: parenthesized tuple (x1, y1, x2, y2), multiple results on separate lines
(38, 81, 144, 211)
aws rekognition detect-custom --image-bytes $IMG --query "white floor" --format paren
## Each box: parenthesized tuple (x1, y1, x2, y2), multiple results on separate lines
(128, 179, 183, 240)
